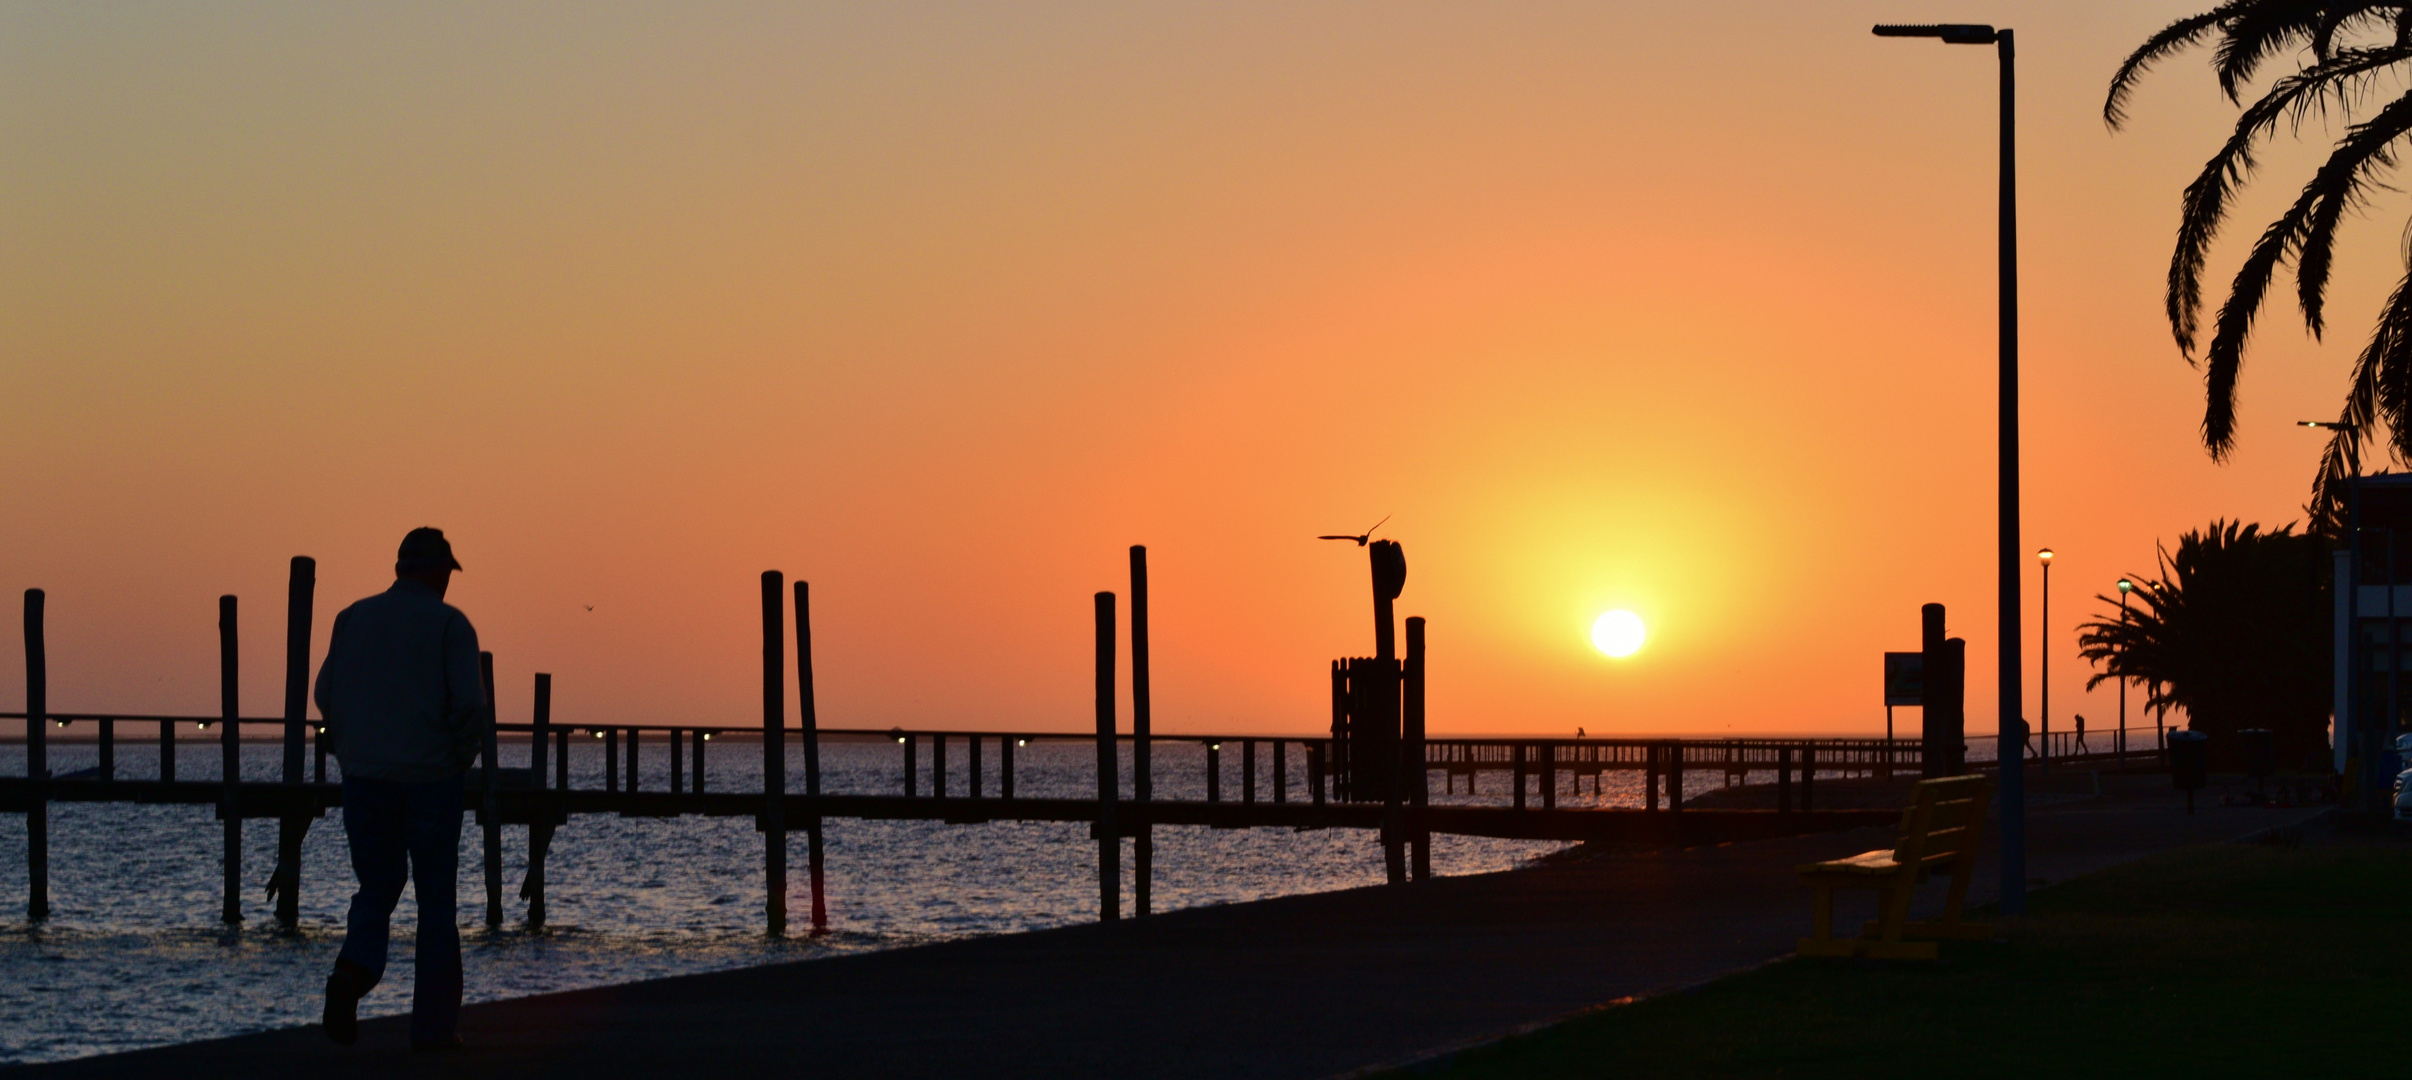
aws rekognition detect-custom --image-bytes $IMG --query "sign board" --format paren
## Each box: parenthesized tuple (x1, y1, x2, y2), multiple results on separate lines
(1884, 652, 1924, 706)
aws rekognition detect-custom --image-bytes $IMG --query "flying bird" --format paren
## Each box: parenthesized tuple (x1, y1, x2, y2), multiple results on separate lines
(583, 605, 594, 612)
(1316, 515, 1390, 547)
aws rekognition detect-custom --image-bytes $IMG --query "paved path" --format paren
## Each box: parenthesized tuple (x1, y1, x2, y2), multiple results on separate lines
(13, 775, 2320, 1079)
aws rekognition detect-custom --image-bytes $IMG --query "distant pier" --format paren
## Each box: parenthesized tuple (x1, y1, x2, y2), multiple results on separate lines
(4, 558, 2144, 935)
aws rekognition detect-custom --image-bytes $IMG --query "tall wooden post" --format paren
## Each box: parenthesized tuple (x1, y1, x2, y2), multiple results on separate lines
(219, 595, 242, 926)
(1128, 546, 1152, 918)
(793, 580, 828, 937)
(282, 558, 314, 782)
(272, 557, 315, 931)
(531, 674, 551, 787)
(527, 673, 552, 930)
(24, 589, 48, 922)
(1404, 617, 1429, 882)
(479, 652, 501, 929)
(1920, 604, 1953, 778)
(1093, 592, 1120, 923)
(761, 571, 788, 937)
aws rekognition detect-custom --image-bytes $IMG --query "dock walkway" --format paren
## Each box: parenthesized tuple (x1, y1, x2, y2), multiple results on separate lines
(12, 774, 2320, 1079)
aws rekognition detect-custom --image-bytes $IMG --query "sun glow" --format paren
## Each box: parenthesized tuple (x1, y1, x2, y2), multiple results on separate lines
(1591, 610, 1646, 658)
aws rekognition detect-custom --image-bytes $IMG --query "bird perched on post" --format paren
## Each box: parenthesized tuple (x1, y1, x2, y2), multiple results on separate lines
(1317, 515, 1390, 547)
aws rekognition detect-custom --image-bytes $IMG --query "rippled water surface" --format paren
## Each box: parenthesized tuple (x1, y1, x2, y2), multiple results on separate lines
(0, 738, 1693, 1065)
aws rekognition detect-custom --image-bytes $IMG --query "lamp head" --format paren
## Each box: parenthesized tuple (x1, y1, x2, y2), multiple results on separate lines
(1872, 23, 1997, 44)
(2117, 578, 2133, 593)
(2037, 548, 2054, 563)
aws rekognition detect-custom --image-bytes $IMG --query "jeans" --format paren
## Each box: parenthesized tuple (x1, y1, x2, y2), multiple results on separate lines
(336, 773, 466, 1043)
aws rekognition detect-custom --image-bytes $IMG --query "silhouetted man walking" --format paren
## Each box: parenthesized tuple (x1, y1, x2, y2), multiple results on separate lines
(315, 527, 485, 1051)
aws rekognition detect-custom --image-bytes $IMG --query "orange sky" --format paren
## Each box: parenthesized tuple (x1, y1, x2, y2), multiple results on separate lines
(0, 1, 2383, 738)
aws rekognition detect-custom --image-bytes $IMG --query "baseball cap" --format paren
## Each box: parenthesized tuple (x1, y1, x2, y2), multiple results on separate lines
(396, 527, 464, 573)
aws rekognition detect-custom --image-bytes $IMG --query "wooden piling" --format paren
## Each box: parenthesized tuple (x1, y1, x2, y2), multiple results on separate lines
(1512, 743, 1527, 811)
(1128, 545, 1152, 919)
(627, 728, 640, 793)
(932, 734, 947, 800)
(24, 589, 49, 922)
(1539, 742, 1557, 812)
(281, 558, 313, 782)
(531, 676, 551, 787)
(670, 727, 684, 794)
(479, 652, 502, 929)
(1645, 744, 1661, 811)
(1273, 739, 1288, 803)
(793, 580, 827, 937)
(1668, 740, 1685, 811)
(1776, 746, 1794, 813)
(273, 557, 315, 931)
(1093, 592, 1119, 923)
(218, 595, 241, 926)
(1242, 739, 1257, 804)
(527, 673, 553, 930)
(1207, 740, 1223, 802)
(760, 571, 787, 937)
(1309, 741, 1326, 805)
(609, 728, 625, 785)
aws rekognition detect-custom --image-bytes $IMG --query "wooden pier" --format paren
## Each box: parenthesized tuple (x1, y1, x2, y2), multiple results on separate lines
(5, 559, 2138, 935)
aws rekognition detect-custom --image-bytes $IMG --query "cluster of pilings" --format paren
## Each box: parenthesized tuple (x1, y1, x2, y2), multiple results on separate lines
(8, 546, 1978, 935)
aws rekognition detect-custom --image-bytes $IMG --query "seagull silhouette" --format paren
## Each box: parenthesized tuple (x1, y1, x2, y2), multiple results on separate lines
(1316, 515, 1391, 547)
(583, 605, 594, 612)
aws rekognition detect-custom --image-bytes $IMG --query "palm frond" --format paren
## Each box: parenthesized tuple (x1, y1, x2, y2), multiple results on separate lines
(2214, 1, 2332, 102)
(2166, 45, 2412, 355)
(2108, 4, 2251, 128)
(2200, 88, 2412, 458)
(2368, 265, 2412, 460)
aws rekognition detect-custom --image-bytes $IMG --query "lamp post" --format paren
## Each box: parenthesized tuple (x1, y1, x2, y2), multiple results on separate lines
(2116, 578, 2133, 769)
(1873, 20, 2025, 915)
(2038, 548, 2052, 773)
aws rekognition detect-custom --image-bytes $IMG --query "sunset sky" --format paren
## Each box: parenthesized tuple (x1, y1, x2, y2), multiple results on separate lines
(1, 1, 2383, 738)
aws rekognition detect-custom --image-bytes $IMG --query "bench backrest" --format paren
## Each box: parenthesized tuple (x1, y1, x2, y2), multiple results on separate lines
(1891, 774, 1992, 872)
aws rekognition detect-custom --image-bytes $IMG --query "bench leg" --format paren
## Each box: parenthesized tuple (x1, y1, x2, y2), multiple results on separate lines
(1905, 861, 1992, 939)
(1796, 883, 1859, 958)
(1856, 877, 1937, 960)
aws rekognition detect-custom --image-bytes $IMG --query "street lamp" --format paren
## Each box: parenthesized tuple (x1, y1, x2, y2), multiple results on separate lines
(1874, 20, 2026, 914)
(2038, 548, 2052, 773)
(2116, 577, 2133, 768)
(2300, 419, 2364, 480)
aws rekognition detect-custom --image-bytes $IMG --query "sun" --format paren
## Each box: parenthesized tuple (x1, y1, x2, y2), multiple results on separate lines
(1591, 610, 1646, 658)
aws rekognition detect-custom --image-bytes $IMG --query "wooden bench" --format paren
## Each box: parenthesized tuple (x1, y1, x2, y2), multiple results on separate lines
(1796, 774, 1993, 960)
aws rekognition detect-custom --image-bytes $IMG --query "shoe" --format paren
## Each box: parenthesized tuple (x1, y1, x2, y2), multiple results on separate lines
(322, 960, 371, 1047)
(411, 1034, 465, 1053)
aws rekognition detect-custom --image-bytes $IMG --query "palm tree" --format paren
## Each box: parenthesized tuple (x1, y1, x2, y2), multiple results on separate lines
(2107, 3, 2412, 531)
(2077, 520, 2332, 770)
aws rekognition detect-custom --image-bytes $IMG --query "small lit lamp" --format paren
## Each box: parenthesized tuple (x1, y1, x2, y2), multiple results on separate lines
(2037, 548, 2053, 772)
(2116, 578, 2134, 761)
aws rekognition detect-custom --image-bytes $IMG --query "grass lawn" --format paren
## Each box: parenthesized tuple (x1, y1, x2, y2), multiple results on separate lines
(1408, 834, 2400, 1078)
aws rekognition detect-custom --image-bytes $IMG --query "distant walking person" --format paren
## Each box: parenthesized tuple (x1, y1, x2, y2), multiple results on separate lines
(315, 528, 486, 1051)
